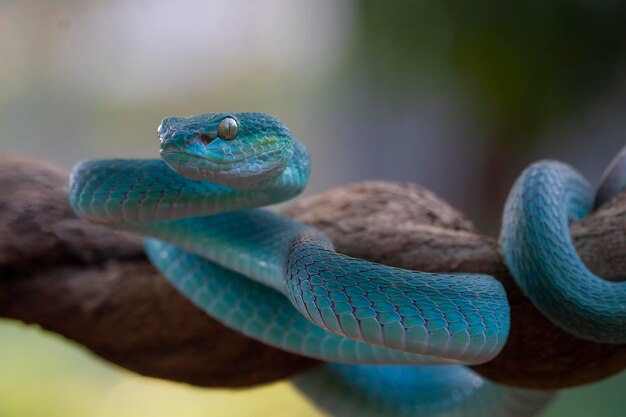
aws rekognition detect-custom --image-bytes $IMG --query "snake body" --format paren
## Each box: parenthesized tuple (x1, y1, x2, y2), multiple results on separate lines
(501, 162, 626, 343)
(68, 112, 624, 416)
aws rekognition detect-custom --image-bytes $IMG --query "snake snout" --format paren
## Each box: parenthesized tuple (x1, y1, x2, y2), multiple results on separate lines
(159, 139, 184, 156)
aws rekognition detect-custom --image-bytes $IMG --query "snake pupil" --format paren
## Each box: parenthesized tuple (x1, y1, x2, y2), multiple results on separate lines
(217, 117, 238, 140)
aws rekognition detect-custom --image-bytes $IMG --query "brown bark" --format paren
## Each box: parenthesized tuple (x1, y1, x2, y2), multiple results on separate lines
(0, 155, 624, 390)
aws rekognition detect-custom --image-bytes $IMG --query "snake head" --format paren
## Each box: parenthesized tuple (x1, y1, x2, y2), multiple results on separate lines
(158, 112, 294, 189)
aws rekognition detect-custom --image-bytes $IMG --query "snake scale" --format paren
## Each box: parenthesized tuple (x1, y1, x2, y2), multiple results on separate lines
(68, 112, 626, 417)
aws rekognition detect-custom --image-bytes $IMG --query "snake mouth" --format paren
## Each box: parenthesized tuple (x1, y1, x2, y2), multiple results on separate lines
(160, 150, 226, 176)
(161, 148, 246, 166)
(161, 148, 287, 185)
(162, 147, 283, 167)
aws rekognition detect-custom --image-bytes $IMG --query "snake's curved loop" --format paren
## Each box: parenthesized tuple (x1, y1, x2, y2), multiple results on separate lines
(501, 161, 626, 343)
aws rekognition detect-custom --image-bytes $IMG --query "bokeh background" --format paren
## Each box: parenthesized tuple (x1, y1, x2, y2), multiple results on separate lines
(1, 1, 625, 416)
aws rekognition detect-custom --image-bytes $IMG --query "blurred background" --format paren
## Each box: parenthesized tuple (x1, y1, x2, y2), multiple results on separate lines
(1, 1, 625, 416)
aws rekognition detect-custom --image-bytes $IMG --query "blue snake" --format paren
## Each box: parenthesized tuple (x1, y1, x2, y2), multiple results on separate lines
(68, 112, 625, 416)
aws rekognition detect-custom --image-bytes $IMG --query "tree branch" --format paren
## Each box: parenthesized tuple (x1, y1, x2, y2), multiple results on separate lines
(0, 155, 624, 390)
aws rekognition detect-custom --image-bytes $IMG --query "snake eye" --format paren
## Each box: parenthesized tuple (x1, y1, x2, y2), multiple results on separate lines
(217, 117, 238, 141)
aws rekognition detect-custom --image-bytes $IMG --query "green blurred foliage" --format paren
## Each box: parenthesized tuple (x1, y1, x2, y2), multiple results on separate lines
(354, 0, 626, 144)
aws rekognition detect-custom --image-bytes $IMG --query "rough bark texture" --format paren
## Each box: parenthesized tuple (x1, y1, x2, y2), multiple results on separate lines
(0, 155, 624, 390)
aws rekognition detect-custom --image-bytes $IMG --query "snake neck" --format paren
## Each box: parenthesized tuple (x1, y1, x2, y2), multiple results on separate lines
(256, 139, 310, 196)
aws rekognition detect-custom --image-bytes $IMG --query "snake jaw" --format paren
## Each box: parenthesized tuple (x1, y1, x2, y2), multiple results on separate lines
(162, 146, 292, 190)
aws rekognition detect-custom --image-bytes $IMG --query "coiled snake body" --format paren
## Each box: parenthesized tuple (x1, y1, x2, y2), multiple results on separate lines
(69, 112, 625, 417)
